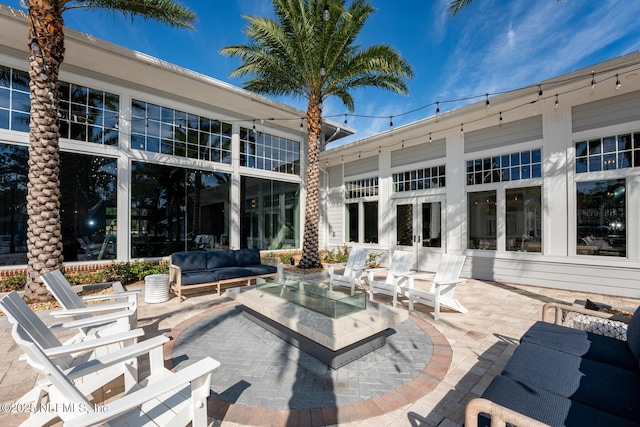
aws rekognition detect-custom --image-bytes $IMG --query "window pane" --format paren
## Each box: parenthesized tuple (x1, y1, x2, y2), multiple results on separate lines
(506, 187, 541, 252)
(576, 179, 625, 257)
(346, 203, 359, 243)
(468, 191, 496, 250)
(364, 201, 378, 243)
(396, 204, 413, 246)
(422, 202, 441, 247)
(0, 143, 28, 266)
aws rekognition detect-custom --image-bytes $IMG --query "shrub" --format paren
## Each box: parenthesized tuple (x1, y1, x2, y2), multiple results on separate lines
(0, 274, 26, 292)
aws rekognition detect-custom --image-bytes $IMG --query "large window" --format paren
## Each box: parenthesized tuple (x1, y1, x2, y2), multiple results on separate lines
(468, 191, 497, 250)
(131, 100, 232, 164)
(576, 179, 625, 257)
(0, 143, 28, 265)
(131, 162, 230, 257)
(467, 149, 542, 185)
(240, 177, 300, 250)
(506, 187, 541, 252)
(60, 153, 118, 261)
(346, 201, 378, 244)
(575, 132, 640, 173)
(239, 127, 300, 175)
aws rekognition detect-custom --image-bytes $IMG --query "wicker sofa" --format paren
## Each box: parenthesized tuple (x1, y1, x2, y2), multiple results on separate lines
(169, 249, 277, 301)
(466, 302, 640, 427)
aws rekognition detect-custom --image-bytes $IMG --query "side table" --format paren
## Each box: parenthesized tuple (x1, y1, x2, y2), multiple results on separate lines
(144, 274, 170, 303)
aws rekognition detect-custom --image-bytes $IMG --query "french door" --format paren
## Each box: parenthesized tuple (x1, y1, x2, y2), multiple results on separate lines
(394, 196, 445, 271)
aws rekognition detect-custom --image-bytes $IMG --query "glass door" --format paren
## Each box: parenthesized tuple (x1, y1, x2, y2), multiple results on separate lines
(394, 196, 445, 271)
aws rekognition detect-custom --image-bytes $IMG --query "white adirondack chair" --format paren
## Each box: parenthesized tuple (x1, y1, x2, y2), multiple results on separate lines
(10, 323, 219, 427)
(0, 291, 147, 417)
(407, 254, 467, 320)
(41, 269, 138, 336)
(328, 246, 369, 295)
(367, 250, 414, 307)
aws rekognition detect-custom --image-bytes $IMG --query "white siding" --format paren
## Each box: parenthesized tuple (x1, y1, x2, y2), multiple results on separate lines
(572, 89, 640, 132)
(464, 116, 543, 153)
(391, 138, 446, 168)
(343, 156, 378, 177)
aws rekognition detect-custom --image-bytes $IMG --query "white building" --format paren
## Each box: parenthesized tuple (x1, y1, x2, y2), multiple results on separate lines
(1, 5, 639, 298)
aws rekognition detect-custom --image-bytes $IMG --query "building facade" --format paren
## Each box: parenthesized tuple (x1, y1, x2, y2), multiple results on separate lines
(0, 6, 348, 269)
(2, 5, 639, 298)
(320, 52, 640, 298)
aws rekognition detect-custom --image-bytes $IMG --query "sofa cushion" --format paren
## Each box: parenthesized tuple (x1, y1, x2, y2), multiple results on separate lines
(206, 250, 237, 270)
(479, 375, 640, 427)
(213, 267, 255, 281)
(627, 306, 640, 364)
(171, 251, 208, 272)
(237, 264, 277, 276)
(502, 342, 640, 422)
(179, 271, 218, 286)
(235, 248, 261, 267)
(521, 321, 638, 371)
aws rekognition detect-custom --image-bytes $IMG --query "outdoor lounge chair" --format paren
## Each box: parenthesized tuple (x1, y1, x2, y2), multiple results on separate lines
(0, 291, 146, 413)
(10, 322, 220, 427)
(327, 246, 369, 295)
(41, 269, 139, 337)
(407, 254, 467, 320)
(367, 250, 414, 307)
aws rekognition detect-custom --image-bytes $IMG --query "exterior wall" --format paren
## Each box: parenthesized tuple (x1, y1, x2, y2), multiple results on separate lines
(321, 53, 640, 298)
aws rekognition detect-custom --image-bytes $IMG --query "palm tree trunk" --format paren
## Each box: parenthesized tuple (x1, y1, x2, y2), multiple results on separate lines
(24, 1, 65, 301)
(299, 97, 322, 269)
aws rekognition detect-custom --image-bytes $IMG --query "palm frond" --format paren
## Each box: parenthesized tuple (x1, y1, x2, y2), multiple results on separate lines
(63, 0, 196, 29)
(447, 0, 474, 16)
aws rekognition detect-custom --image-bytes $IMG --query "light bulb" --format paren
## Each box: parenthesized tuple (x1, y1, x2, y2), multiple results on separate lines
(19, 0, 29, 8)
(616, 74, 621, 90)
(323, 4, 330, 21)
(591, 72, 596, 89)
(554, 94, 559, 110)
(485, 94, 490, 109)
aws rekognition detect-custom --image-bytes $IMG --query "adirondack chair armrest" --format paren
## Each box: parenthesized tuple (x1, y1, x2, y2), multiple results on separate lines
(366, 267, 388, 281)
(64, 335, 169, 381)
(57, 309, 134, 329)
(69, 357, 221, 427)
(434, 278, 465, 286)
(81, 289, 139, 302)
(327, 262, 347, 274)
(43, 329, 144, 358)
(50, 301, 134, 317)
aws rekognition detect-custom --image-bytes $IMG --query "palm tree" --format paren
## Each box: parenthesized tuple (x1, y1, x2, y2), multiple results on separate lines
(221, 0, 414, 269)
(22, 0, 196, 301)
(448, 0, 562, 16)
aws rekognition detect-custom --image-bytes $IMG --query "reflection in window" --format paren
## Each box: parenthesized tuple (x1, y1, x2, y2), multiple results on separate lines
(575, 133, 640, 173)
(131, 162, 230, 257)
(346, 203, 359, 243)
(576, 179, 626, 257)
(131, 100, 232, 164)
(0, 66, 30, 132)
(0, 143, 28, 266)
(506, 187, 541, 252)
(240, 177, 300, 250)
(239, 127, 300, 175)
(467, 149, 542, 185)
(422, 202, 441, 248)
(468, 191, 497, 250)
(345, 178, 378, 198)
(393, 166, 445, 192)
(60, 153, 118, 261)
(397, 204, 413, 246)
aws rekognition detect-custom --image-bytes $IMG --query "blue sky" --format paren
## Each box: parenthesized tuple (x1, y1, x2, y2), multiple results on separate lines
(4, 0, 640, 146)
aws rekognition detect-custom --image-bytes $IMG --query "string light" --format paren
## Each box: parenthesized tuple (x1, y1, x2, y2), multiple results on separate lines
(485, 93, 490, 109)
(554, 94, 559, 110)
(343, 114, 348, 126)
(616, 74, 621, 90)
(499, 111, 503, 126)
(428, 133, 432, 144)
(323, 2, 330, 21)
(378, 146, 381, 154)
(389, 116, 393, 129)
(591, 72, 596, 89)
(460, 123, 464, 136)
(435, 101, 440, 116)
(300, 118, 304, 128)
(538, 84, 543, 100)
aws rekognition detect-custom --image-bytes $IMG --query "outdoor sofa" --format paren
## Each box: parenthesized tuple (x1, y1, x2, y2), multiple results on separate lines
(466, 302, 640, 427)
(169, 249, 277, 301)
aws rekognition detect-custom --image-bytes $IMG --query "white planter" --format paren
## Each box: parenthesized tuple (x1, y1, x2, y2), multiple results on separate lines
(144, 274, 169, 303)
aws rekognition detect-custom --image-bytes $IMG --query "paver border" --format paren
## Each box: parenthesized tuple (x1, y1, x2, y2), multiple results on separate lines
(163, 301, 452, 426)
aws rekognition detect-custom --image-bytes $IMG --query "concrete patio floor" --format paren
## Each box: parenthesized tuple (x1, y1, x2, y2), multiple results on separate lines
(0, 275, 638, 426)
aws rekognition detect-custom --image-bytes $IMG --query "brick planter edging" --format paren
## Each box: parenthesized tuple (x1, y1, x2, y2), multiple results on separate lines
(163, 302, 452, 427)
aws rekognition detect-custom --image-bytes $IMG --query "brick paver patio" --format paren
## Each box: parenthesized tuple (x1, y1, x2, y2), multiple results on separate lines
(0, 275, 638, 426)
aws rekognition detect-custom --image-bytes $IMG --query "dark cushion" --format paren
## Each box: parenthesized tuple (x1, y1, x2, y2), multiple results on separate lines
(479, 375, 640, 427)
(235, 248, 261, 267)
(206, 250, 237, 270)
(213, 267, 255, 281)
(238, 264, 277, 276)
(627, 306, 640, 363)
(521, 321, 638, 371)
(179, 270, 218, 286)
(502, 342, 640, 422)
(171, 251, 208, 272)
